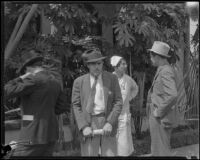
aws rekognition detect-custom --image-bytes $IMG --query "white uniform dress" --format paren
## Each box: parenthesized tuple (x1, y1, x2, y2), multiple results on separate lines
(114, 73, 138, 156)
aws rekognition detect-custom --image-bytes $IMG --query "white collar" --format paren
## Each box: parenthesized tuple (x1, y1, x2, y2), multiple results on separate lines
(90, 73, 102, 80)
(113, 71, 125, 80)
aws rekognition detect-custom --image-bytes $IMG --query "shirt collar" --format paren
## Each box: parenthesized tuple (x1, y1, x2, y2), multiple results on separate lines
(90, 73, 102, 80)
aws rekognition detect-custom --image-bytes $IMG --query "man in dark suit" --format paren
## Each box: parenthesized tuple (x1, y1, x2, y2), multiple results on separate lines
(71, 48, 123, 156)
(146, 41, 178, 156)
(4, 49, 67, 156)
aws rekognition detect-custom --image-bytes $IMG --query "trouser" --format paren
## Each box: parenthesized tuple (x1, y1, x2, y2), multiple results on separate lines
(10, 142, 56, 157)
(81, 135, 117, 156)
(81, 114, 117, 156)
(149, 115, 173, 156)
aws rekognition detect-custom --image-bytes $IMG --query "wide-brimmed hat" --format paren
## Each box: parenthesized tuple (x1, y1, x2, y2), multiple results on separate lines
(17, 50, 44, 74)
(82, 48, 106, 63)
(148, 41, 171, 58)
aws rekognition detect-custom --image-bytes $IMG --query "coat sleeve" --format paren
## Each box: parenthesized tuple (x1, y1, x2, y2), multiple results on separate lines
(55, 91, 68, 115)
(106, 74, 123, 126)
(154, 69, 178, 118)
(4, 75, 37, 99)
(71, 78, 89, 131)
(129, 77, 139, 100)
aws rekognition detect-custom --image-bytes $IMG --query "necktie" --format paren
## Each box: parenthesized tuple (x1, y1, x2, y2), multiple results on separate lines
(86, 76, 98, 113)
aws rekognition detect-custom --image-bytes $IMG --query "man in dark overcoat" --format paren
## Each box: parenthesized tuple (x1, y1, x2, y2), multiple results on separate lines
(4, 49, 67, 156)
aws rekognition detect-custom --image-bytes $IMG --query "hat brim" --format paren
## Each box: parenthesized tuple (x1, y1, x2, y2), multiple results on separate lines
(85, 57, 106, 63)
(147, 49, 170, 58)
(17, 56, 44, 74)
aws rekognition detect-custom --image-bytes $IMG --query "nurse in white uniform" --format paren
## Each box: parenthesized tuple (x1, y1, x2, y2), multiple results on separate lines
(110, 56, 139, 156)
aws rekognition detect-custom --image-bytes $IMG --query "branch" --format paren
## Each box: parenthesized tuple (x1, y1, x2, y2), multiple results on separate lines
(4, 4, 38, 61)
(5, 10, 26, 52)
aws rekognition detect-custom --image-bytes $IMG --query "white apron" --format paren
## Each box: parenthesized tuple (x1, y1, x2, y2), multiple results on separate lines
(114, 73, 138, 156)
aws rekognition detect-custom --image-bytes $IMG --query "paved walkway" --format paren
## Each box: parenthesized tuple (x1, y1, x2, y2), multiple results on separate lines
(142, 144, 199, 158)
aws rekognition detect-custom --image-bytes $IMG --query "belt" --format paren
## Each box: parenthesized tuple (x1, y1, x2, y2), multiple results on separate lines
(22, 115, 34, 121)
(91, 112, 105, 117)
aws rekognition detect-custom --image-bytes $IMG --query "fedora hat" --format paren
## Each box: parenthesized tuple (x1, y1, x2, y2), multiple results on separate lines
(17, 50, 44, 74)
(148, 41, 171, 58)
(82, 48, 106, 63)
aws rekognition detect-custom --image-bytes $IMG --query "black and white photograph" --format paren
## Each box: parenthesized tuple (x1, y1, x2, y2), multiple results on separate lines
(1, 1, 199, 159)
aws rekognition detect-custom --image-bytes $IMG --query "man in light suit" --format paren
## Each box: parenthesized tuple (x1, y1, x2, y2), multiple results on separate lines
(146, 41, 178, 156)
(71, 48, 123, 156)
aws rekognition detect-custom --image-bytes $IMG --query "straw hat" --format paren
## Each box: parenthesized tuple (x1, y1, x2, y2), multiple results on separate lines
(148, 41, 171, 58)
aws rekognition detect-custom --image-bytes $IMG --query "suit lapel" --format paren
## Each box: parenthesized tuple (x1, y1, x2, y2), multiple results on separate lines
(102, 71, 109, 109)
(83, 74, 91, 107)
(149, 67, 162, 92)
(83, 72, 110, 111)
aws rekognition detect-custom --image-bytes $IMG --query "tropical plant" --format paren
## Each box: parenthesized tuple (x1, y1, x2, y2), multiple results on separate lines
(181, 3, 199, 128)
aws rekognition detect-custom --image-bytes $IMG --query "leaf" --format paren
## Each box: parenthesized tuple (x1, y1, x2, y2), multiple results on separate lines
(138, 21, 150, 37)
(113, 21, 135, 47)
(167, 12, 182, 28)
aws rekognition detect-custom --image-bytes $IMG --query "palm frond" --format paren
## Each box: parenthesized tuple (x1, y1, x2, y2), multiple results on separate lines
(183, 58, 199, 120)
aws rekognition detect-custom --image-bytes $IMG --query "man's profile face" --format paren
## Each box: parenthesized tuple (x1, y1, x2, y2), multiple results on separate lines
(87, 60, 103, 77)
(150, 52, 159, 67)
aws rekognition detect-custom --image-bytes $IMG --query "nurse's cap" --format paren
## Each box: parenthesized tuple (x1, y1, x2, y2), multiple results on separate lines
(110, 55, 123, 67)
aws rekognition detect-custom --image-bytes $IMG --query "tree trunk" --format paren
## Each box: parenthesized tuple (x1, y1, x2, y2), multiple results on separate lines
(93, 4, 117, 51)
(129, 53, 132, 77)
(4, 4, 38, 61)
(40, 9, 51, 35)
(5, 10, 26, 52)
(134, 72, 146, 139)
(184, 15, 190, 75)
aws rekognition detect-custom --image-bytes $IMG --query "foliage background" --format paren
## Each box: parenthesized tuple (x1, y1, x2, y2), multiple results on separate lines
(3, 2, 199, 146)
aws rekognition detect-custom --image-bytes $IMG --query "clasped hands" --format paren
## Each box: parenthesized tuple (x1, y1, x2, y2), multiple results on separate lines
(82, 122, 112, 137)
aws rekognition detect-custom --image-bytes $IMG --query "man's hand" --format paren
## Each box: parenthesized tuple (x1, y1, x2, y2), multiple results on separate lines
(103, 122, 112, 136)
(20, 72, 32, 79)
(82, 126, 92, 137)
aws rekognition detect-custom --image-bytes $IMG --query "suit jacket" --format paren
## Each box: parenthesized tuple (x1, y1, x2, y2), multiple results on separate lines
(71, 71, 123, 137)
(147, 65, 178, 128)
(4, 70, 67, 144)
